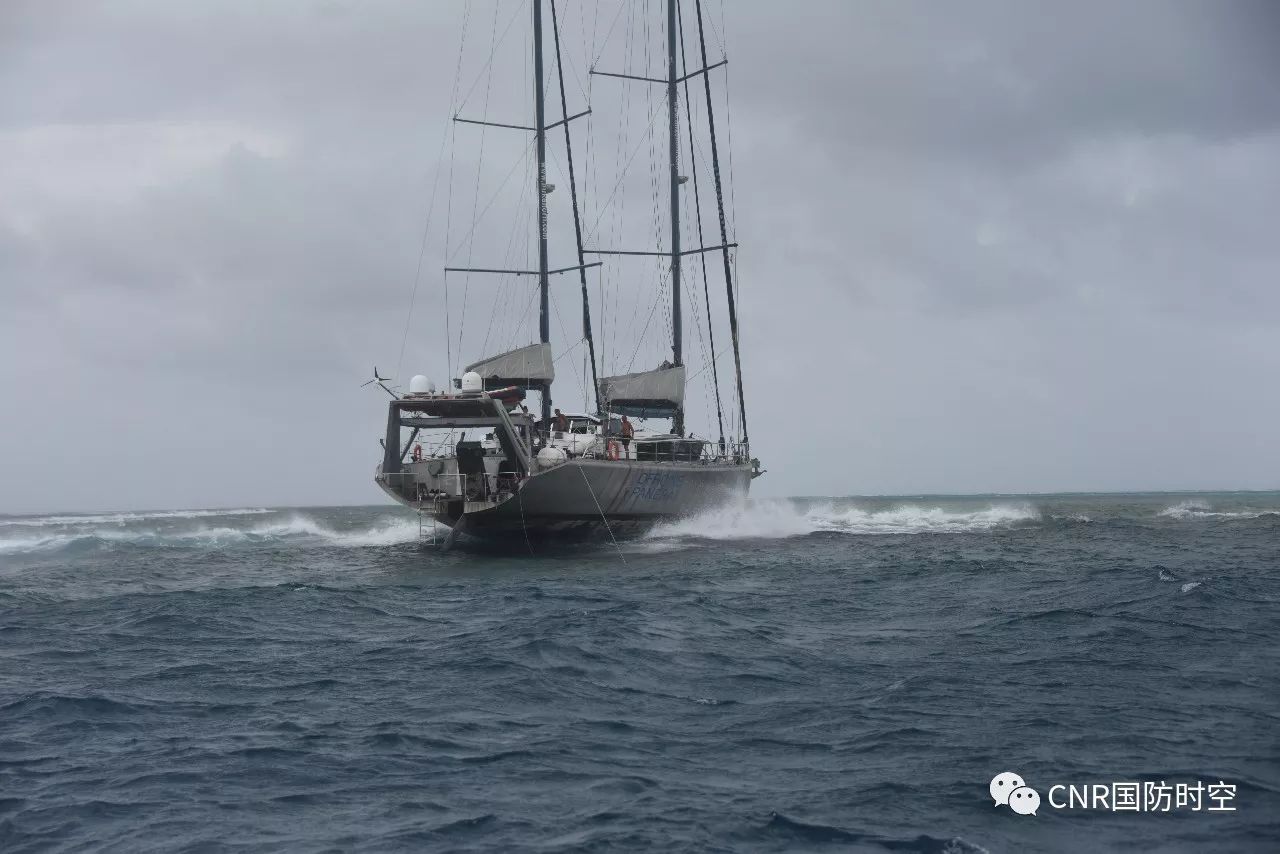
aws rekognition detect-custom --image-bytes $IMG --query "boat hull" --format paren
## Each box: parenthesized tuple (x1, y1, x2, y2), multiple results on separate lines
(378, 458, 750, 542)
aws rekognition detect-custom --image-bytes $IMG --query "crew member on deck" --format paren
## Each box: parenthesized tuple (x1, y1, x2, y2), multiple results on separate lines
(553, 408, 569, 433)
(619, 415, 634, 451)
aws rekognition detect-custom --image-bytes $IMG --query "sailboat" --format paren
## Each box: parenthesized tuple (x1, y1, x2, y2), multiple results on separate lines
(374, 0, 760, 544)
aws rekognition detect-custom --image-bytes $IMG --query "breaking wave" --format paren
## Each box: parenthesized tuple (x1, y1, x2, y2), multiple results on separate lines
(647, 499, 1039, 541)
(0, 507, 272, 528)
(1158, 500, 1279, 520)
(0, 512, 419, 556)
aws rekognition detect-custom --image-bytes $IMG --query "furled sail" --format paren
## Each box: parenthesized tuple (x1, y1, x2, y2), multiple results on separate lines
(465, 342, 554, 389)
(598, 365, 685, 418)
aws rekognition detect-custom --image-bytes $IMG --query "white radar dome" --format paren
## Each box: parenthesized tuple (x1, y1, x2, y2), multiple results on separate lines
(408, 375, 434, 394)
(536, 446, 567, 470)
(460, 371, 483, 393)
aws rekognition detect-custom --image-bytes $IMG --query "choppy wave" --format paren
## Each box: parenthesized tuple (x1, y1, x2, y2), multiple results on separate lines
(0, 513, 419, 556)
(647, 499, 1038, 541)
(0, 507, 273, 528)
(0, 494, 1271, 853)
(1159, 500, 1279, 520)
(6, 495, 1277, 557)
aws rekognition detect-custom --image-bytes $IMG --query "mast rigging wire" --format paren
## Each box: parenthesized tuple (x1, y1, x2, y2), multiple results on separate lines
(678, 0, 725, 446)
(397, 0, 474, 384)
(454, 0, 532, 114)
(455, 0, 505, 376)
(551, 0, 601, 414)
(576, 464, 626, 565)
(694, 0, 748, 447)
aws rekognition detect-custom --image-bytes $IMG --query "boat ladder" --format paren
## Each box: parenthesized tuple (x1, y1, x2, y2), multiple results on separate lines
(417, 501, 437, 546)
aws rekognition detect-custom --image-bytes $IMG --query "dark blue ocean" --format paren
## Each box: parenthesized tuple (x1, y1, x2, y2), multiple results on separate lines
(1, 493, 1277, 852)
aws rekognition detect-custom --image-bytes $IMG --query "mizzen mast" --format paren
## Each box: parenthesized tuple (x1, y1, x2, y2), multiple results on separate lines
(533, 0, 552, 426)
(666, 0, 684, 436)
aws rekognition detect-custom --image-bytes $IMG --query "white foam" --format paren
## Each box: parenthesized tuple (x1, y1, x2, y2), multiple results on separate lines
(0, 507, 273, 528)
(1159, 500, 1278, 520)
(0, 525, 253, 553)
(317, 517, 421, 547)
(0, 533, 78, 554)
(1180, 581, 1202, 593)
(646, 499, 1038, 541)
(648, 500, 817, 540)
(0, 512, 420, 555)
(181, 514, 420, 547)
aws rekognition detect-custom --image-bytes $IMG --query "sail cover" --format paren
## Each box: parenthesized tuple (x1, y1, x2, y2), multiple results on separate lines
(465, 343, 554, 388)
(598, 365, 685, 418)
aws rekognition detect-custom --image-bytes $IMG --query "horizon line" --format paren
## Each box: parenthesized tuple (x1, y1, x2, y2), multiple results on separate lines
(4, 487, 1279, 518)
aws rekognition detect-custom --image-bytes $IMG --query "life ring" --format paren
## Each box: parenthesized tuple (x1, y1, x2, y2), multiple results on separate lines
(606, 440, 621, 461)
(412, 444, 423, 462)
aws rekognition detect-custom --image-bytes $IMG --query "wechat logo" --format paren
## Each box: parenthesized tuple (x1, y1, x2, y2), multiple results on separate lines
(990, 771, 1041, 816)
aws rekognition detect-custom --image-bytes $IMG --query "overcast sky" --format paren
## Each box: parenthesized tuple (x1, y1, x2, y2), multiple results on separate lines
(3, 0, 1279, 513)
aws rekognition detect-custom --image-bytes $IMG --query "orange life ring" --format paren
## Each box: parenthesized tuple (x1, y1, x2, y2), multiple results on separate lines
(412, 444, 423, 462)
(606, 440, 621, 461)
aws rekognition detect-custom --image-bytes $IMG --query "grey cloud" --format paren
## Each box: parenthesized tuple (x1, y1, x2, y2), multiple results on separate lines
(733, 1, 1280, 171)
(2, 0, 1278, 512)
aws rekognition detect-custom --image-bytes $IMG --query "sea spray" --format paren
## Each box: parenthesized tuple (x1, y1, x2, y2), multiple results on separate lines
(0, 509, 420, 555)
(646, 498, 1038, 540)
(1159, 500, 1279, 520)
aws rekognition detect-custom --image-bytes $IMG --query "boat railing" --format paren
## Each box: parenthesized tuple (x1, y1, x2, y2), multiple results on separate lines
(577, 439, 750, 464)
(411, 471, 521, 504)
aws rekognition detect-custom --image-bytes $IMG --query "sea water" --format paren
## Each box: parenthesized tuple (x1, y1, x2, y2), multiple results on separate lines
(1, 493, 1277, 851)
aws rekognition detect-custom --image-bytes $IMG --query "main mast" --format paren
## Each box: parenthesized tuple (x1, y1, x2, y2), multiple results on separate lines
(533, 0, 552, 426)
(581, 0, 745, 445)
(694, 0, 748, 452)
(667, 0, 683, 436)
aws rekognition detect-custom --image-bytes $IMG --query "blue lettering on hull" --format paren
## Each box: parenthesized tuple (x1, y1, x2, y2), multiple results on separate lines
(630, 471, 684, 502)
